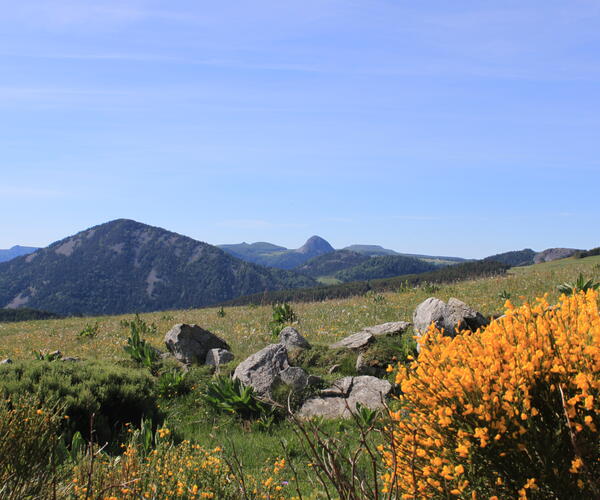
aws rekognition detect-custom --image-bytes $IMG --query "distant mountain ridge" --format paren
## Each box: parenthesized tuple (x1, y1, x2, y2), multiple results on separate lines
(0, 245, 38, 263)
(484, 248, 582, 267)
(0, 219, 316, 316)
(220, 238, 466, 269)
(218, 236, 334, 269)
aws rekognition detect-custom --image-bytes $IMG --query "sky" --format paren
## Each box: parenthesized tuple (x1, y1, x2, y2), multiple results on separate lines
(1, 0, 599, 258)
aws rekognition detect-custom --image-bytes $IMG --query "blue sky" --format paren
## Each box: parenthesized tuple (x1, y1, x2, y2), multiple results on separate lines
(1, 0, 599, 258)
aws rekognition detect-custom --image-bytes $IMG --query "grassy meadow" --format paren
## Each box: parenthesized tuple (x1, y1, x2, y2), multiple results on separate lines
(1, 255, 599, 363)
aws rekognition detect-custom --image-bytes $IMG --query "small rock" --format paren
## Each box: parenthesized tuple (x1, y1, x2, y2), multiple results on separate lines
(279, 327, 311, 350)
(164, 324, 230, 365)
(358, 321, 411, 337)
(0, 358, 12, 364)
(205, 348, 235, 366)
(330, 331, 374, 350)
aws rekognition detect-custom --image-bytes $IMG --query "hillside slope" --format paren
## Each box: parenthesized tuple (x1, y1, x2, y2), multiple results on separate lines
(295, 250, 370, 278)
(335, 255, 440, 282)
(0, 219, 316, 316)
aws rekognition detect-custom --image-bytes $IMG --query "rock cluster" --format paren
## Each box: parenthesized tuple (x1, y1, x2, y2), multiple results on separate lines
(297, 376, 392, 419)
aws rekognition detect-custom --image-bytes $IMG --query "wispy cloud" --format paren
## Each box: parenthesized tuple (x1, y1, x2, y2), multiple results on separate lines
(216, 219, 307, 230)
(0, 186, 64, 199)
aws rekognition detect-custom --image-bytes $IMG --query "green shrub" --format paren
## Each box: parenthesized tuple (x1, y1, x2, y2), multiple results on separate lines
(268, 302, 298, 337)
(357, 333, 417, 378)
(156, 369, 189, 398)
(123, 314, 160, 371)
(32, 349, 62, 361)
(0, 361, 158, 446)
(557, 273, 600, 295)
(204, 376, 272, 420)
(78, 321, 100, 338)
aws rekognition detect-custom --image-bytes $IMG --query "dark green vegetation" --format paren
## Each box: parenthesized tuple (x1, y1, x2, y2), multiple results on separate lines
(0, 245, 38, 263)
(0, 307, 60, 322)
(0, 360, 158, 445)
(295, 249, 370, 277)
(342, 244, 399, 256)
(222, 259, 509, 306)
(557, 273, 600, 295)
(219, 235, 335, 269)
(334, 255, 439, 282)
(0, 219, 316, 316)
(484, 248, 537, 267)
(575, 246, 600, 259)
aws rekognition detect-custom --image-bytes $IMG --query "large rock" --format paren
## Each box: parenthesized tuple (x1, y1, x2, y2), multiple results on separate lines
(330, 331, 374, 350)
(164, 324, 230, 365)
(233, 343, 289, 397)
(413, 297, 488, 342)
(279, 327, 311, 350)
(358, 321, 411, 337)
(204, 348, 234, 366)
(297, 376, 392, 419)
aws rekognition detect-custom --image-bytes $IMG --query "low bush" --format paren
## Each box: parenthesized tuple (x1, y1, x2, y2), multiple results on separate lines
(383, 290, 600, 498)
(0, 361, 158, 446)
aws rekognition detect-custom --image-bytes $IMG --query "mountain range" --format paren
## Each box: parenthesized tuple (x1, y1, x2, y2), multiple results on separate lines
(219, 240, 466, 269)
(0, 220, 589, 317)
(0, 219, 316, 316)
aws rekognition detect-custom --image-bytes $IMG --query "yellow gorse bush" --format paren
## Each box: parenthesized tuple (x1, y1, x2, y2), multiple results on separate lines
(382, 290, 600, 499)
(71, 432, 292, 500)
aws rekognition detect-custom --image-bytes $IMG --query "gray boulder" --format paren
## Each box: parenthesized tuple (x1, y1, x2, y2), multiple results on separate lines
(204, 348, 234, 366)
(164, 324, 230, 365)
(413, 297, 488, 345)
(330, 331, 374, 350)
(279, 327, 311, 350)
(358, 321, 411, 337)
(297, 376, 392, 419)
(233, 343, 289, 397)
(412, 297, 447, 335)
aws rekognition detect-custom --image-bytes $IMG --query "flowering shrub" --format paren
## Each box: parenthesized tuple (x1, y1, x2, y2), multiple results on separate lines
(382, 290, 600, 498)
(0, 395, 65, 498)
(71, 429, 292, 499)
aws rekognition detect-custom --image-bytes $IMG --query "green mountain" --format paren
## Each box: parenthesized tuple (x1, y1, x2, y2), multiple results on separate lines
(0, 245, 38, 263)
(295, 250, 371, 278)
(484, 249, 537, 267)
(0, 219, 316, 316)
(335, 255, 440, 282)
(218, 236, 335, 269)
